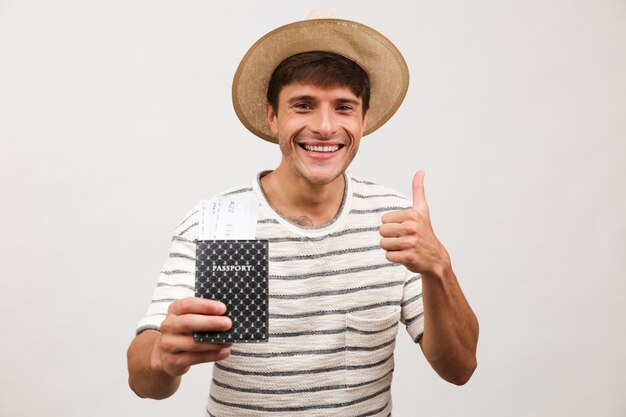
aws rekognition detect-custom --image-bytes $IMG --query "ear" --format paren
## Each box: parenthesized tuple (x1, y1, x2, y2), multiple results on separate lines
(265, 101, 278, 136)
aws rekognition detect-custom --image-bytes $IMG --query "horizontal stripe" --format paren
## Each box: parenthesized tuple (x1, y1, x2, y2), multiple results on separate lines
(405, 274, 421, 286)
(208, 385, 390, 412)
(157, 282, 194, 291)
(405, 312, 424, 325)
(270, 327, 345, 337)
(267, 226, 379, 243)
(172, 235, 194, 244)
(353, 192, 405, 199)
(270, 262, 397, 281)
(351, 178, 377, 185)
(211, 369, 393, 395)
(229, 346, 345, 358)
(355, 402, 390, 417)
(169, 252, 194, 261)
(179, 221, 198, 237)
(145, 312, 166, 318)
(258, 218, 279, 224)
(401, 293, 423, 307)
(222, 187, 253, 196)
(229, 338, 395, 358)
(270, 321, 398, 338)
(159, 269, 190, 276)
(271, 244, 381, 262)
(348, 321, 399, 335)
(215, 353, 392, 377)
(350, 206, 410, 214)
(270, 280, 403, 300)
(151, 298, 177, 304)
(270, 300, 399, 319)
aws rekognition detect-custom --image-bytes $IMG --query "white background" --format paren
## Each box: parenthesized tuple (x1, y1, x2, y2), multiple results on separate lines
(1, 1, 625, 416)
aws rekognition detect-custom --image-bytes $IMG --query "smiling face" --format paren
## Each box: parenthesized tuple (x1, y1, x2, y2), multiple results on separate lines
(266, 82, 368, 187)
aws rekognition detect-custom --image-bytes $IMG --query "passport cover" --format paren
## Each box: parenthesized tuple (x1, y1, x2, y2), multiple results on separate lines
(194, 239, 269, 343)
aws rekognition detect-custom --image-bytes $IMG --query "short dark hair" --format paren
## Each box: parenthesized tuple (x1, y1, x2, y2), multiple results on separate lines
(266, 51, 370, 116)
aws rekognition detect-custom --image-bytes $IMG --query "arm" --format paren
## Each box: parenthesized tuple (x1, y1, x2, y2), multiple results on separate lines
(419, 259, 478, 385)
(127, 297, 232, 399)
(380, 171, 478, 385)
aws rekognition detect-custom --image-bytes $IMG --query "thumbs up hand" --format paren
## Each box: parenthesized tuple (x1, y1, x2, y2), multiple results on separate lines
(379, 171, 450, 275)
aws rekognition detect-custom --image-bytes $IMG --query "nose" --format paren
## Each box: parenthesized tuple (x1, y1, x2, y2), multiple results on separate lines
(310, 106, 339, 138)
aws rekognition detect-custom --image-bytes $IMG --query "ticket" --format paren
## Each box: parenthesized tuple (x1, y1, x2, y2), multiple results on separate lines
(199, 197, 259, 240)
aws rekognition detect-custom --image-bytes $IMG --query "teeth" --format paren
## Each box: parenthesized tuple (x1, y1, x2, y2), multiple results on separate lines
(303, 144, 340, 152)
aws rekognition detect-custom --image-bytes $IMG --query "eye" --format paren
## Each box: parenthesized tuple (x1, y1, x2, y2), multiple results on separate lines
(336, 105, 354, 112)
(293, 103, 313, 110)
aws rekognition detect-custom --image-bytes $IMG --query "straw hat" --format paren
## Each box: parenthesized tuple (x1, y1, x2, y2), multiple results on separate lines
(232, 11, 409, 143)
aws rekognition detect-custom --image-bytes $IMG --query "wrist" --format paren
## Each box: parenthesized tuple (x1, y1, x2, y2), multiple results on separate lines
(422, 251, 452, 282)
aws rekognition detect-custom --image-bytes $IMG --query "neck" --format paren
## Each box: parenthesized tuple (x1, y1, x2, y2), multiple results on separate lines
(260, 165, 346, 227)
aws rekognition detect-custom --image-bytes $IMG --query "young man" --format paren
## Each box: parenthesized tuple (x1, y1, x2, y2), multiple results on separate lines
(128, 14, 478, 416)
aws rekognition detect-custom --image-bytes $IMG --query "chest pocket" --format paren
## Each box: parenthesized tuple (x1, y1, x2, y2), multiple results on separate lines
(345, 307, 400, 387)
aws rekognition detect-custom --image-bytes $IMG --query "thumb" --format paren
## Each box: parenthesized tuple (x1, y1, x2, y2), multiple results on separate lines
(412, 170, 428, 212)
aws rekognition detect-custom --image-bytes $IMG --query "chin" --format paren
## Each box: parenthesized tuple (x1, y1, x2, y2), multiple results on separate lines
(303, 170, 345, 187)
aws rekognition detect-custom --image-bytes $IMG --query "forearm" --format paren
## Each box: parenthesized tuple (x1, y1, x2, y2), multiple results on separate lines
(127, 330, 182, 400)
(420, 262, 479, 385)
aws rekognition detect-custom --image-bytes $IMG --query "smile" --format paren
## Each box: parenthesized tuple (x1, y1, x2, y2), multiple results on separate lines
(300, 144, 342, 153)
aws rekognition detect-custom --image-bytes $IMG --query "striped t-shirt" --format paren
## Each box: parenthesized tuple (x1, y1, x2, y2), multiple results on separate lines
(137, 172, 425, 417)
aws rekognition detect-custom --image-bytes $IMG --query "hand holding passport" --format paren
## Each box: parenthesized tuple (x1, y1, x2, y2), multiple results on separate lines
(153, 298, 233, 376)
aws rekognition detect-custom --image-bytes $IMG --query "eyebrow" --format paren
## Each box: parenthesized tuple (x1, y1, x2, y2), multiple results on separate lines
(287, 95, 315, 104)
(336, 98, 361, 106)
(286, 96, 361, 106)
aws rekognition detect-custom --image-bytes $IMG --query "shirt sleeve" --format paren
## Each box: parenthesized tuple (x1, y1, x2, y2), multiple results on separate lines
(135, 206, 200, 335)
(400, 269, 424, 343)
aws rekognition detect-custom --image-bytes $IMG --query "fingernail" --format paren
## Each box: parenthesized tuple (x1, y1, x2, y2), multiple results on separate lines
(220, 317, 231, 328)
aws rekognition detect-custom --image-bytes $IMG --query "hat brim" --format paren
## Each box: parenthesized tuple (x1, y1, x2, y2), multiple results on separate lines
(232, 18, 409, 143)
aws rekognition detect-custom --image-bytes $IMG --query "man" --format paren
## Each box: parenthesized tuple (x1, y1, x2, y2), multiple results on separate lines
(127, 12, 478, 416)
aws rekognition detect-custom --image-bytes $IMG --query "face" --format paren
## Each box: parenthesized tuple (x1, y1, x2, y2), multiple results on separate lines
(266, 83, 368, 187)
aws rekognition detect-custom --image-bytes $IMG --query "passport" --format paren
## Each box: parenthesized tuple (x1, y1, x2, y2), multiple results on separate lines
(193, 239, 269, 343)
